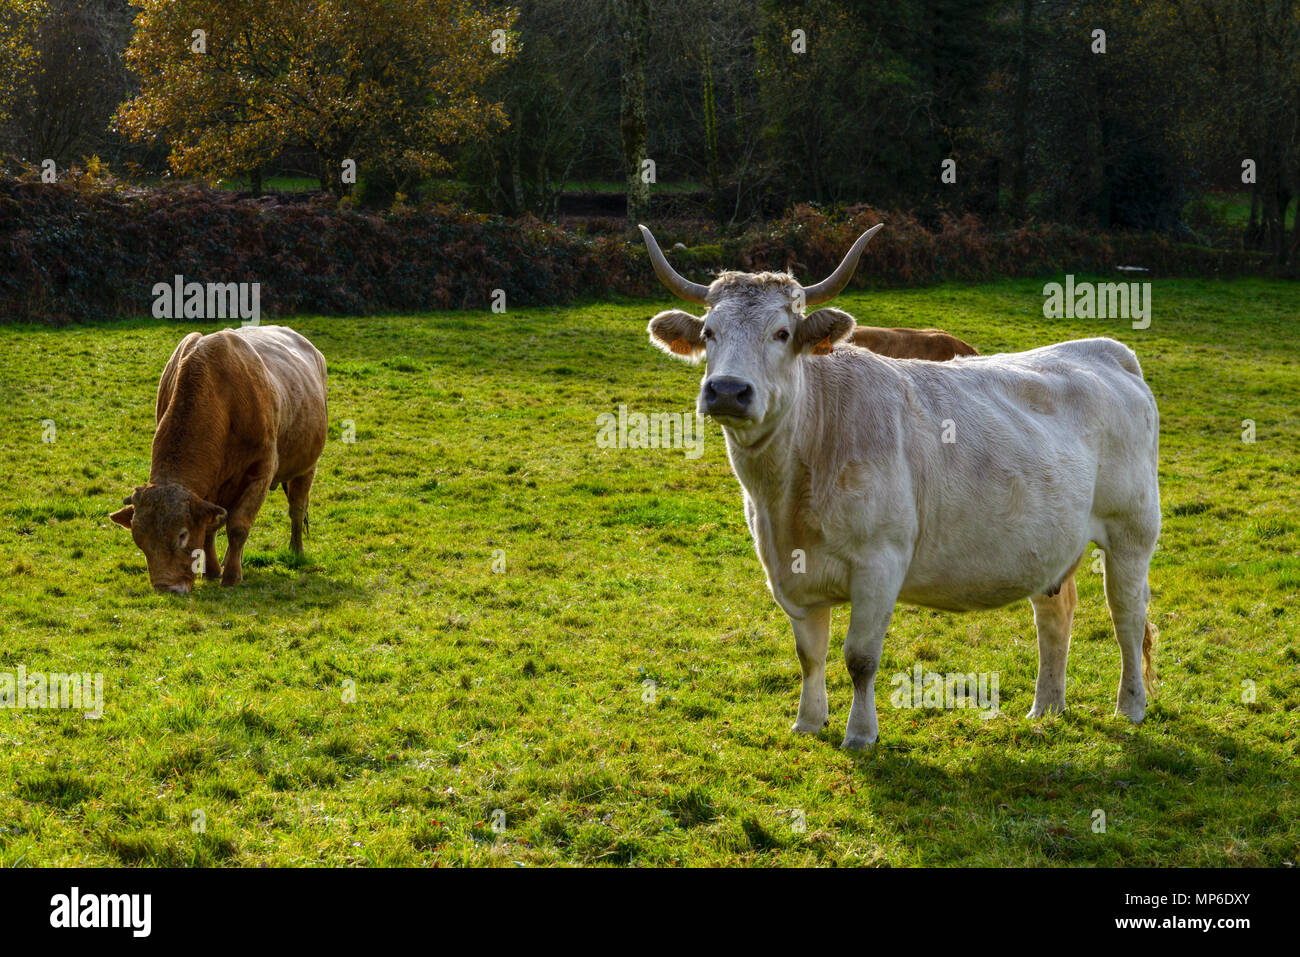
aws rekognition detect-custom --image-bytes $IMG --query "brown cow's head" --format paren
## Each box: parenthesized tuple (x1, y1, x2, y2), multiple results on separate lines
(110, 483, 226, 594)
(641, 224, 880, 443)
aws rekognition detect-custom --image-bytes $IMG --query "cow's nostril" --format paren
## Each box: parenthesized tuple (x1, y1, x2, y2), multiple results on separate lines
(704, 377, 754, 416)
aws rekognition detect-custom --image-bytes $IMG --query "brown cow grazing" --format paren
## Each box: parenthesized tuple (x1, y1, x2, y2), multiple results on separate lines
(110, 325, 328, 594)
(850, 325, 978, 360)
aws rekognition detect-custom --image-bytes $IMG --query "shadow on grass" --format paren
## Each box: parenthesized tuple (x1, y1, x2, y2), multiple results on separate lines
(819, 704, 1292, 864)
(191, 575, 367, 614)
(116, 549, 369, 614)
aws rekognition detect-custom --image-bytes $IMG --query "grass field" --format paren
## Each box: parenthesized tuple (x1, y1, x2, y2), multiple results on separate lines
(1186, 190, 1295, 231)
(1, 277, 1297, 866)
(214, 175, 321, 193)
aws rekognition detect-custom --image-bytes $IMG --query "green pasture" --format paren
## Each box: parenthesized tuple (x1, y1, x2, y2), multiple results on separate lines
(0, 277, 1296, 865)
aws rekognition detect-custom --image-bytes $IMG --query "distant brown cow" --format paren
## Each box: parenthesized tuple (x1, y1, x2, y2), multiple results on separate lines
(849, 326, 978, 360)
(111, 325, 328, 593)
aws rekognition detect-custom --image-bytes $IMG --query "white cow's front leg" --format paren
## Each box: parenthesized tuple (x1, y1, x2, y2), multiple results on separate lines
(789, 607, 831, 734)
(842, 579, 902, 750)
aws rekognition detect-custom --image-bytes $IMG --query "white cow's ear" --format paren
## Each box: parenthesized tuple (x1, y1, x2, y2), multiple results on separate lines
(797, 307, 856, 355)
(648, 309, 706, 363)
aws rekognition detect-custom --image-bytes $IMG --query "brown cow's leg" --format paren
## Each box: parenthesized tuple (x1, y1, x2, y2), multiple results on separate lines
(203, 527, 221, 580)
(1027, 572, 1077, 717)
(285, 468, 315, 555)
(222, 525, 250, 587)
(221, 465, 275, 586)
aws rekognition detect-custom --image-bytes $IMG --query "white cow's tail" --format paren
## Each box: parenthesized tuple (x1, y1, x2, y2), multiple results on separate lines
(1142, 618, 1158, 696)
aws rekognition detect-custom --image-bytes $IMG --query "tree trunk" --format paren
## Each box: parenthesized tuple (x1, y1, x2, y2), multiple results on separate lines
(1009, 0, 1033, 221)
(1291, 174, 1300, 271)
(701, 40, 722, 224)
(1278, 186, 1293, 266)
(613, 0, 651, 225)
(509, 135, 524, 216)
(1262, 156, 1283, 262)
(1246, 178, 1261, 250)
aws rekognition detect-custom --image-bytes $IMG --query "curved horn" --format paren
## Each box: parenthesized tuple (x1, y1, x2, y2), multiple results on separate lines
(799, 223, 884, 306)
(638, 224, 710, 304)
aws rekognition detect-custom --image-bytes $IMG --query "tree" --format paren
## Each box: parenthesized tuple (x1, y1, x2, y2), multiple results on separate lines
(756, 0, 1002, 209)
(1154, 0, 1300, 262)
(648, 0, 768, 225)
(3, 0, 135, 165)
(113, 0, 515, 196)
(462, 0, 612, 217)
(612, 0, 650, 224)
(0, 0, 46, 133)
(1007, 0, 1035, 221)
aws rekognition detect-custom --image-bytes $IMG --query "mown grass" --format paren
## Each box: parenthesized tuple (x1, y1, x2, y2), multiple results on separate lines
(1187, 190, 1295, 231)
(0, 277, 1296, 866)
(214, 175, 321, 193)
(559, 178, 706, 194)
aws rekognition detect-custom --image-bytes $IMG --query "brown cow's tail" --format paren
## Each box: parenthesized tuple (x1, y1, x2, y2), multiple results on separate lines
(1142, 618, 1158, 696)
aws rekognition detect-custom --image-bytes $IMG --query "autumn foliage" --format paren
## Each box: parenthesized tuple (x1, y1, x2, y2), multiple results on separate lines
(112, 0, 515, 193)
(0, 0, 46, 128)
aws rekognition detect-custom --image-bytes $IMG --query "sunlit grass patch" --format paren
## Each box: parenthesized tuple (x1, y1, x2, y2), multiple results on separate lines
(0, 277, 1296, 866)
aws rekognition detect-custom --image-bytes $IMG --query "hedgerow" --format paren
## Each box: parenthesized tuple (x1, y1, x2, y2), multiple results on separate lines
(0, 177, 1275, 325)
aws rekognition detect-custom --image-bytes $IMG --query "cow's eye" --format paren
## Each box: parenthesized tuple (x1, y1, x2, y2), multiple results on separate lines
(702, 328, 714, 341)
(775, 329, 790, 342)
(177, 530, 189, 550)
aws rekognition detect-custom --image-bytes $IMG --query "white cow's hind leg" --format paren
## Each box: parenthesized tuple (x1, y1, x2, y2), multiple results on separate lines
(1101, 548, 1153, 723)
(790, 607, 831, 734)
(841, 582, 901, 750)
(1027, 571, 1077, 717)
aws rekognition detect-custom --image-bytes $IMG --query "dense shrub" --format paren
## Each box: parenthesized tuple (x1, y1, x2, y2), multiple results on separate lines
(0, 180, 1277, 326)
(0, 175, 661, 324)
(732, 204, 1275, 290)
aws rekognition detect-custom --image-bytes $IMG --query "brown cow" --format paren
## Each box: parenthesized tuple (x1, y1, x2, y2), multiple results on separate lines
(849, 325, 978, 360)
(110, 325, 328, 593)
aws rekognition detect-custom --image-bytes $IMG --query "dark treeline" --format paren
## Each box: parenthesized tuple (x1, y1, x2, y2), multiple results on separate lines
(2, 0, 1298, 262)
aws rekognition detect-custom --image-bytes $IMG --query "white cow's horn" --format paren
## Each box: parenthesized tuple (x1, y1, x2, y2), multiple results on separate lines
(638, 225, 710, 304)
(800, 223, 884, 305)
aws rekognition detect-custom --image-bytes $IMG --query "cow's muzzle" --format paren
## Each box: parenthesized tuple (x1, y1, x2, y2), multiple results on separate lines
(702, 376, 755, 419)
(154, 582, 191, 596)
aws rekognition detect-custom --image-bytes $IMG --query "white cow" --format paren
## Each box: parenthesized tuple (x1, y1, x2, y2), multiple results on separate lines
(639, 225, 1160, 748)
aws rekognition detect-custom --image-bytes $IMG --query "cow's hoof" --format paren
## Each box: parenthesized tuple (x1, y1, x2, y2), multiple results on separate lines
(220, 575, 242, 587)
(204, 568, 222, 581)
(1115, 705, 1145, 724)
(1027, 701, 1066, 718)
(840, 733, 876, 751)
(791, 718, 828, 735)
